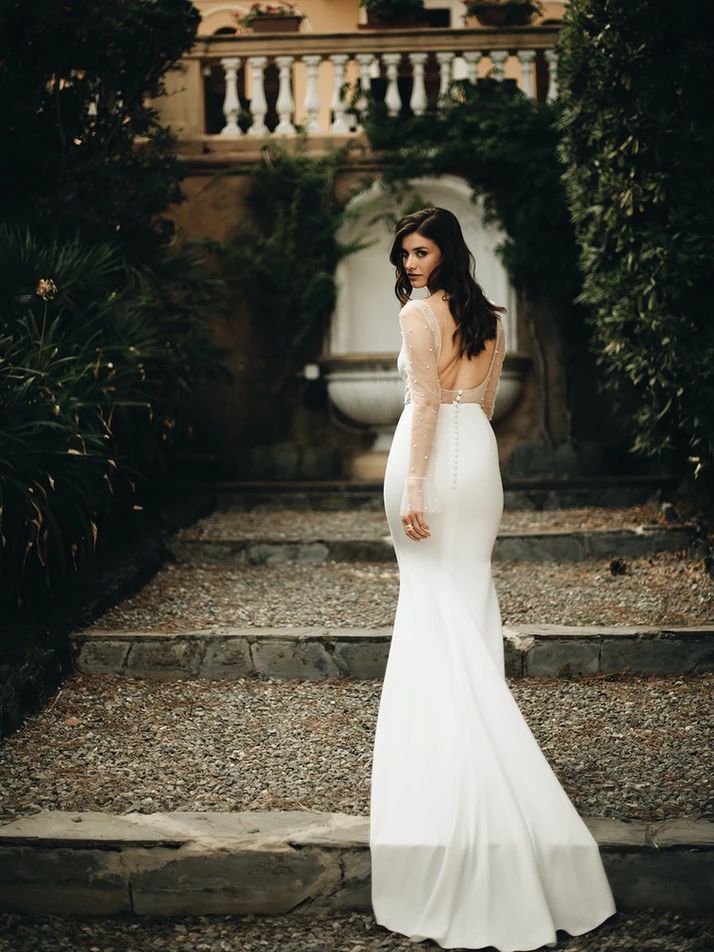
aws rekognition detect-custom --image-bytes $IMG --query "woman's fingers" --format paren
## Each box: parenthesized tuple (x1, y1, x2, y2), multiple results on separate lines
(413, 511, 430, 538)
(402, 511, 430, 541)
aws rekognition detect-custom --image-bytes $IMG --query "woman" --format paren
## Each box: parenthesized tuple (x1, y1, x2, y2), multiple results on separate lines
(369, 207, 617, 951)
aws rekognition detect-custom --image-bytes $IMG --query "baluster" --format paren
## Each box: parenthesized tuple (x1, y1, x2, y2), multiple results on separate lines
(247, 56, 268, 135)
(302, 54, 322, 133)
(220, 57, 242, 136)
(489, 50, 508, 81)
(436, 51, 455, 102)
(329, 53, 350, 133)
(462, 51, 482, 85)
(545, 49, 558, 101)
(383, 53, 402, 118)
(516, 50, 536, 98)
(275, 55, 295, 134)
(354, 53, 374, 129)
(408, 52, 428, 116)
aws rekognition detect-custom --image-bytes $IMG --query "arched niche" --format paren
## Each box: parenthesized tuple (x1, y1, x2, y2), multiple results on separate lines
(330, 174, 518, 357)
(321, 174, 528, 478)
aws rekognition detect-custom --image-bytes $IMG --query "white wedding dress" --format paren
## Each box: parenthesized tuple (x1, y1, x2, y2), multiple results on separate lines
(370, 297, 617, 951)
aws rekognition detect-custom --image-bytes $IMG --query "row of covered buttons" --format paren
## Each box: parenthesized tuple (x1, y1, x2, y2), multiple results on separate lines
(451, 389, 462, 489)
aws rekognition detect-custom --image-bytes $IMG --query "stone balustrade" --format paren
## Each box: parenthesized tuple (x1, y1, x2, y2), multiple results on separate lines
(161, 26, 559, 141)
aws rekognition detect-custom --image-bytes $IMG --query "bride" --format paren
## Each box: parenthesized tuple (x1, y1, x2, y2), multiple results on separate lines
(370, 207, 617, 951)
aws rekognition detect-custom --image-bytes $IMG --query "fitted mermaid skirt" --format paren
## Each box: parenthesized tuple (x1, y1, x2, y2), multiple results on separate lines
(370, 402, 617, 951)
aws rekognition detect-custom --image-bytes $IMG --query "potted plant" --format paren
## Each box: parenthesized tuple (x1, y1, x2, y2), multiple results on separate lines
(359, 0, 428, 30)
(236, 2, 304, 33)
(464, 0, 542, 28)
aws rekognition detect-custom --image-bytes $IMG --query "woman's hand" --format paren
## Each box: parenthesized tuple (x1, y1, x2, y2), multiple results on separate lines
(401, 510, 430, 541)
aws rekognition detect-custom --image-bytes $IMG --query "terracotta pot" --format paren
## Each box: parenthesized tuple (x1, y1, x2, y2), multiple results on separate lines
(469, 4, 536, 27)
(250, 15, 303, 32)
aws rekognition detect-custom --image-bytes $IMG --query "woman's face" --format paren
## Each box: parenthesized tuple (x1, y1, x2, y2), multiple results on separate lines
(400, 232, 442, 291)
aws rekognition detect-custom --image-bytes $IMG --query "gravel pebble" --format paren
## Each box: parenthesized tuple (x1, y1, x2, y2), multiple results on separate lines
(0, 909, 711, 952)
(174, 503, 693, 542)
(1, 673, 711, 823)
(87, 550, 714, 633)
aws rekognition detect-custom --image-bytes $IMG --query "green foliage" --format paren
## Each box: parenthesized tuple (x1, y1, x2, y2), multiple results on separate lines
(0, 0, 200, 263)
(0, 1, 231, 612)
(0, 226, 226, 610)
(556, 0, 714, 485)
(465, 1, 543, 23)
(362, 77, 581, 310)
(237, 2, 302, 26)
(359, 0, 426, 19)
(219, 138, 373, 391)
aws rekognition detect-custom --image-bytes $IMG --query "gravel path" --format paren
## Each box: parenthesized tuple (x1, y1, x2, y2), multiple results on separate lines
(175, 503, 692, 542)
(86, 550, 714, 633)
(1, 673, 711, 823)
(0, 909, 712, 952)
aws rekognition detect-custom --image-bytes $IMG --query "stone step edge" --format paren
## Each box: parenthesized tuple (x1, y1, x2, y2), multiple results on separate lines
(0, 810, 711, 916)
(167, 525, 700, 565)
(165, 475, 676, 491)
(176, 525, 697, 540)
(70, 624, 714, 680)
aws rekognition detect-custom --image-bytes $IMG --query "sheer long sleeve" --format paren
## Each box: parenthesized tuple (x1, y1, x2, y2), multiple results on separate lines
(481, 318, 506, 422)
(398, 301, 441, 517)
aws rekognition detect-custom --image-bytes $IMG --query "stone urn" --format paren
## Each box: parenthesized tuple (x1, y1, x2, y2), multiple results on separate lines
(321, 352, 529, 480)
(321, 355, 405, 480)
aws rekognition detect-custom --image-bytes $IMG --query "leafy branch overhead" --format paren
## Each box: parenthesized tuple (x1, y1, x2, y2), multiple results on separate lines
(218, 138, 376, 391)
(360, 76, 581, 310)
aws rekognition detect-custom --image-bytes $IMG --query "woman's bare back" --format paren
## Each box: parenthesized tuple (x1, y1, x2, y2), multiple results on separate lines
(423, 292, 501, 393)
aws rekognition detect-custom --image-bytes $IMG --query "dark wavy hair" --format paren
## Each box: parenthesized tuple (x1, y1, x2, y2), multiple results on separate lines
(389, 206, 506, 359)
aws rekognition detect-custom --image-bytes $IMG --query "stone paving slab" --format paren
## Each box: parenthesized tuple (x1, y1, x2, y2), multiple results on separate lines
(0, 810, 711, 916)
(167, 525, 699, 565)
(70, 624, 714, 680)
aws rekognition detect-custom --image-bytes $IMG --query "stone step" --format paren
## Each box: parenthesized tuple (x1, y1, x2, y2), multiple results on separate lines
(4, 672, 709, 822)
(167, 525, 699, 565)
(70, 624, 714, 680)
(0, 809, 711, 916)
(80, 550, 712, 641)
(165, 475, 676, 511)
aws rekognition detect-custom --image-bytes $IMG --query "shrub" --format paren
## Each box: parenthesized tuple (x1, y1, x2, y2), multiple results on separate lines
(0, 226, 225, 611)
(0, 1, 230, 612)
(556, 0, 714, 488)
(219, 138, 371, 398)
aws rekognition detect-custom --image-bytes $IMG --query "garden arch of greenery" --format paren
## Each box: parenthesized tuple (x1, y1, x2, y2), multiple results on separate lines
(354, 76, 603, 445)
